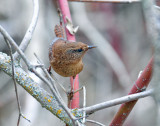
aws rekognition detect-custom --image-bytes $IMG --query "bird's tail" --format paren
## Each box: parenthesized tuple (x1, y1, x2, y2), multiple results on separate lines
(54, 24, 65, 38)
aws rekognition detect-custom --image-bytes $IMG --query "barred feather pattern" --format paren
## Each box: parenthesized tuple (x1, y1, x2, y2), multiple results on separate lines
(54, 25, 65, 38)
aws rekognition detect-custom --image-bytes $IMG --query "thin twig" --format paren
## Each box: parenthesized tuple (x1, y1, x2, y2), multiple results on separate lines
(14, 0, 39, 59)
(58, 0, 80, 112)
(71, 3, 131, 90)
(33, 53, 65, 100)
(0, 25, 32, 69)
(86, 119, 106, 126)
(0, 52, 76, 126)
(51, 74, 67, 94)
(0, 25, 77, 125)
(79, 89, 153, 114)
(82, 86, 86, 124)
(3, 37, 31, 125)
(68, 0, 140, 3)
(74, 87, 83, 94)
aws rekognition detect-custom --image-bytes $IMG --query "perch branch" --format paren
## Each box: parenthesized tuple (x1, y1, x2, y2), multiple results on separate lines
(4, 38, 23, 126)
(86, 119, 106, 126)
(0, 52, 82, 126)
(109, 57, 153, 126)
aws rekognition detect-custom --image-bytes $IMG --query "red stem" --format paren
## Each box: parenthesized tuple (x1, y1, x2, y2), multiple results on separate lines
(109, 57, 153, 126)
(58, 0, 80, 109)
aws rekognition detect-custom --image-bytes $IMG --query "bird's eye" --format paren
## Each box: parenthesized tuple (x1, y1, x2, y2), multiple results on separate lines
(67, 48, 83, 53)
(77, 48, 83, 52)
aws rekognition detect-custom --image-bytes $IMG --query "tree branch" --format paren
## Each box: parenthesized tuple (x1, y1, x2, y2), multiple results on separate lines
(0, 52, 82, 126)
(58, 0, 80, 110)
(13, 0, 39, 59)
(68, 0, 140, 3)
(86, 119, 106, 126)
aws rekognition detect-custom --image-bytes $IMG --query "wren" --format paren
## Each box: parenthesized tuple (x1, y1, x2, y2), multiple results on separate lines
(49, 25, 96, 78)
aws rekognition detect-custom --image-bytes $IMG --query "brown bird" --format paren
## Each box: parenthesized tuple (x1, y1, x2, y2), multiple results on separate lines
(49, 25, 96, 78)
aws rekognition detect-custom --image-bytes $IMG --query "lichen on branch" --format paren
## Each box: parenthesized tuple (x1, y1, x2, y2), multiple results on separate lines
(0, 52, 82, 126)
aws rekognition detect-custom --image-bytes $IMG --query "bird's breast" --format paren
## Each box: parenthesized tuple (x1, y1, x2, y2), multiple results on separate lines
(50, 59, 83, 77)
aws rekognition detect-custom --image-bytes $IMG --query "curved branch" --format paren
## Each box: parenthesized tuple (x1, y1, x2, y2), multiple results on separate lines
(13, 0, 39, 59)
(0, 52, 82, 126)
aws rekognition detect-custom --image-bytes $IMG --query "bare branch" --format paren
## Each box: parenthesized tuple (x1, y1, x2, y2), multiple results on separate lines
(0, 25, 78, 125)
(0, 25, 32, 68)
(4, 37, 23, 126)
(86, 119, 106, 126)
(34, 53, 61, 96)
(0, 52, 82, 126)
(68, 0, 140, 3)
(79, 89, 153, 114)
(13, 0, 39, 59)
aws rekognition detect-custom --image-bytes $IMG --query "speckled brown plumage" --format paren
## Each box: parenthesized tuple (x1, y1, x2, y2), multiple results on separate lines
(49, 25, 95, 77)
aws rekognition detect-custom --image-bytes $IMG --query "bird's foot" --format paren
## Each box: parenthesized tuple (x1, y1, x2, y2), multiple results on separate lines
(47, 66, 52, 75)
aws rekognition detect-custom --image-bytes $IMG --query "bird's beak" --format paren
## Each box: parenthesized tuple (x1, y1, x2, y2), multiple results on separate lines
(87, 45, 97, 49)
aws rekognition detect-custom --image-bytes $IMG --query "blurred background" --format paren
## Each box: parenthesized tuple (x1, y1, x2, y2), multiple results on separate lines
(0, 0, 157, 126)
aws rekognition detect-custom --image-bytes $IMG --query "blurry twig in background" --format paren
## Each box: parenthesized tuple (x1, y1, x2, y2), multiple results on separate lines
(13, 0, 39, 59)
(71, 3, 131, 90)
(68, 0, 140, 3)
(142, 0, 160, 125)
(0, 52, 77, 126)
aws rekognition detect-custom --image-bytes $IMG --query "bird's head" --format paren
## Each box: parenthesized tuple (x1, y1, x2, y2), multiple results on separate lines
(64, 42, 96, 61)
